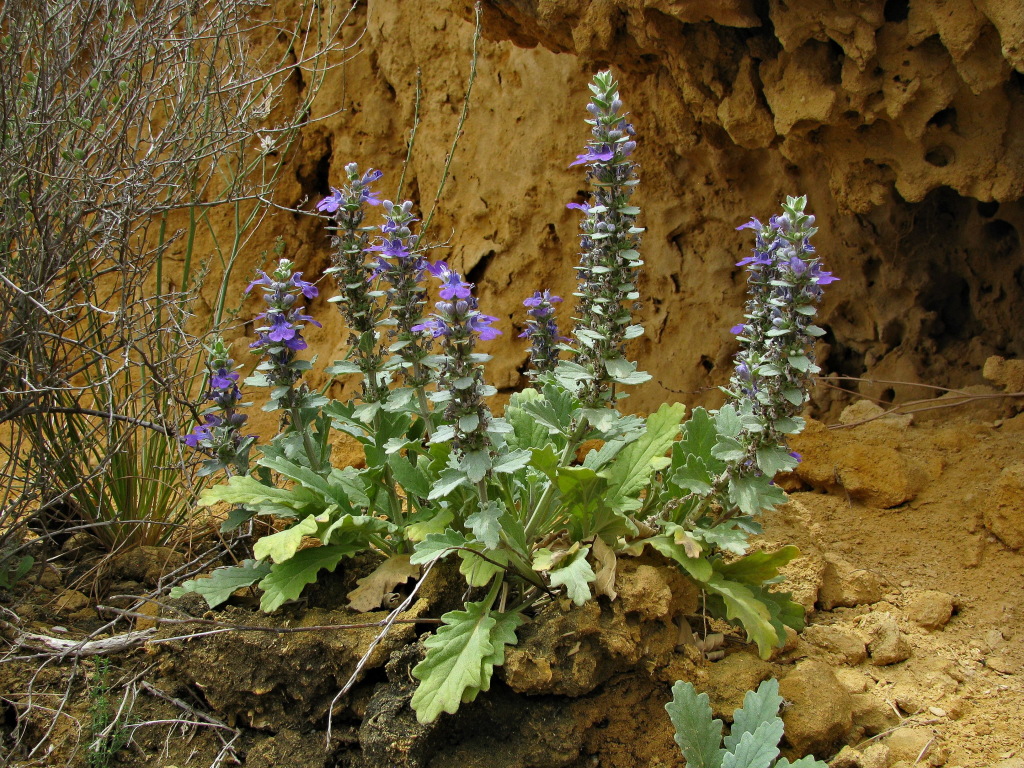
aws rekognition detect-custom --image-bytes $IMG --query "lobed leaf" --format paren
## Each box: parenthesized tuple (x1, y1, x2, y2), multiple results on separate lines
(724, 679, 783, 752)
(665, 681, 726, 768)
(169, 560, 271, 608)
(258, 544, 358, 612)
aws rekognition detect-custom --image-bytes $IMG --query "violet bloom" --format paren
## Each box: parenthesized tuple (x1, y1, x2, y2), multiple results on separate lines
(428, 261, 473, 300)
(570, 145, 616, 167)
(520, 290, 565, 376)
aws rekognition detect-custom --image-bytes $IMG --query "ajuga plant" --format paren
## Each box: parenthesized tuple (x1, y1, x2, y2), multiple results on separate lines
(666, 679, 828, 768)
(175, 70, 836, 724)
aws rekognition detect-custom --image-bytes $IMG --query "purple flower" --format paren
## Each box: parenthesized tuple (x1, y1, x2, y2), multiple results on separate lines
(291, 273, 318, 299)
(245, 272, 272, 294)
(369, 237, 412, 259)
(468, 313, 501, 341)
(428, 262, 473, 300)
(566, 201, 591, 213)
(570, 145, 616, 167)
(210, 368, 238, 390)
(411, 316, 450, 338)
(730, 323, 746, 335)
(316, 187, 345, 214)
(810, 264, 838, 284)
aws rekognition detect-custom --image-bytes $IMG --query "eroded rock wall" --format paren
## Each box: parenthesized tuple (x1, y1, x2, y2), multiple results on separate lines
(184, 0, 1024, 419)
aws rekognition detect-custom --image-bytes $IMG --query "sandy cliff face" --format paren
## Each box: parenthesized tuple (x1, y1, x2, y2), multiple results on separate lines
(188, 0, 1024, 418)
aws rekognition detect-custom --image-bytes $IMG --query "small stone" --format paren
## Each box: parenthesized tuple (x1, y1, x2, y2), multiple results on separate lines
(885, 727, 946, 766)
(53, 589, 90, 614)
(863, 743, 892, 768)
(928, 706, 946, 717)
(867, 615, 912, 666)
(906, 590, 955, 630)
(851, 692, 900, 736)
(704, 650, 773, 717)
(835, 668, 871, 694)
(985, 655, 1018, 674)
(802, 624, 867, 664)
(819, 557, 885, 610)
(985, 465, 1024, 549)
(779, 660, 853, 757)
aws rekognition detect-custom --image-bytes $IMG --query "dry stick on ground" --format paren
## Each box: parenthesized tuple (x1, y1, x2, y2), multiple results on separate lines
(4, 622, 156, 658)
(138, 680, 242, 768)
(325, 557, 441, 746)
(820, 376, 1024, 429)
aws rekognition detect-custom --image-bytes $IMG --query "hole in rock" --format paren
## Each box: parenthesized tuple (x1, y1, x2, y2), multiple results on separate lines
(881, 319, 904, 348)
(976, 200, 999, 218)
(924, 145, 954, 167)
(466, 250, 496, 286)
(983, 220, 1020, 259)
(884, 0, 909, 22)
(927, 107, 958, 131)
(880, 388, 895, 404)
(699, 355, 714, 373)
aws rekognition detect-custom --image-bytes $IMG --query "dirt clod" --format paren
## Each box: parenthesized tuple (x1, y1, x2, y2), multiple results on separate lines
(779, 659, 854, 757)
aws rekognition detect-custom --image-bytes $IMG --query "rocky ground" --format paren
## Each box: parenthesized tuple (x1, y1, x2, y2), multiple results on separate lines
(1, 360, 1021, 768)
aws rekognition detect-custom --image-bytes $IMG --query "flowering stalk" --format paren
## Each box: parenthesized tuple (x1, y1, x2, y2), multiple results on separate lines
(183, 337, 253, 477)
(685, 196, 836, 527)
(569, 70, 646, 407)
(519, 290, 565, 377)
(412, 263, 501, 477)
(369, 200, 433, 390)
(246, 258, 323, 467)
(730, 196, 836, 450)
(319, 163, 388, 403)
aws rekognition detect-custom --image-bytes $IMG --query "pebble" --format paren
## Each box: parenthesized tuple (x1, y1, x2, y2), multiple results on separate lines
(779, 660, 854, 756)
(928, 706, 947, 717)
(906, 590, 955, 630)
(867, 615, 912, 666)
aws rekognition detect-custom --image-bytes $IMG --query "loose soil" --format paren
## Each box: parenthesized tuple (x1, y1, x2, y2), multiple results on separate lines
(1, 397, 1022, 768)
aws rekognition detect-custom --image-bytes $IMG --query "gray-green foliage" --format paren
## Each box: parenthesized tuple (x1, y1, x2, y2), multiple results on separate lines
(666, 679, 828, 768)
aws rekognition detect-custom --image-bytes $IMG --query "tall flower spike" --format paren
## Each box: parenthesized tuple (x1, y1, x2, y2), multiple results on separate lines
(321, 163, 389, 403)
(569, 70, 648, 407)
(247, 258, 322, 408)
(412, 268, 501, 480)
(183, 337, 253, 476)
(520, 290, 565, 377)
(730, 195, 835, 453)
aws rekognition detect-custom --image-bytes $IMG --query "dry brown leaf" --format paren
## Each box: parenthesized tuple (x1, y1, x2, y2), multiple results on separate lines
(592, 536, 618, 601)
(346, 554, 419, 613)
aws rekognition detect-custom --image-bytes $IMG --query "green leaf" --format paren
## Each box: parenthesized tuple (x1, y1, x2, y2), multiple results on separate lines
(460, 450, 492, 483)
(604, 402, 686, 502)
(506, 389, 554, 450)
(411, 600, 522, 722)
(665, 681, 726, 768)
(755, 445, 799, 477)
(724, 679, 783, 752)
(547, 546, 596, 606)
(169, 560, 271, 608)
(411, 528, 469, 565)
(405, 508, 454, 542)
(519, 382, 577, 435)
(712, 435, 747, 463)
(258, 544, 357, 611)
(199, 475, 314, 517)
(728, 473, 788, 516)
(721, 720, 783, 768)
(776, 757, 829, 767)
(219, 505, 257, 533)
(692, 522, 751, 556)
(672, 455, 714, 494)
(458, 545, 507, 587)
(703, 573, 784, 659)
(253, 515, 318, 564)
(466, 501, 503, 550)
(715, 546, 801, 584)
(388, 454, 432, 499)
(647, 534, 714, 582)
(320, 513, 395, 548)
(491, 449, 532, 474)
(715, 404, 743, 437)
(678, 407, 721, 459)
(428, 468, 470, 499)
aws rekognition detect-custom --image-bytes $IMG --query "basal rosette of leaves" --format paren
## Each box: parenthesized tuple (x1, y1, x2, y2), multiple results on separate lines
(174, 71, 836, 725)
